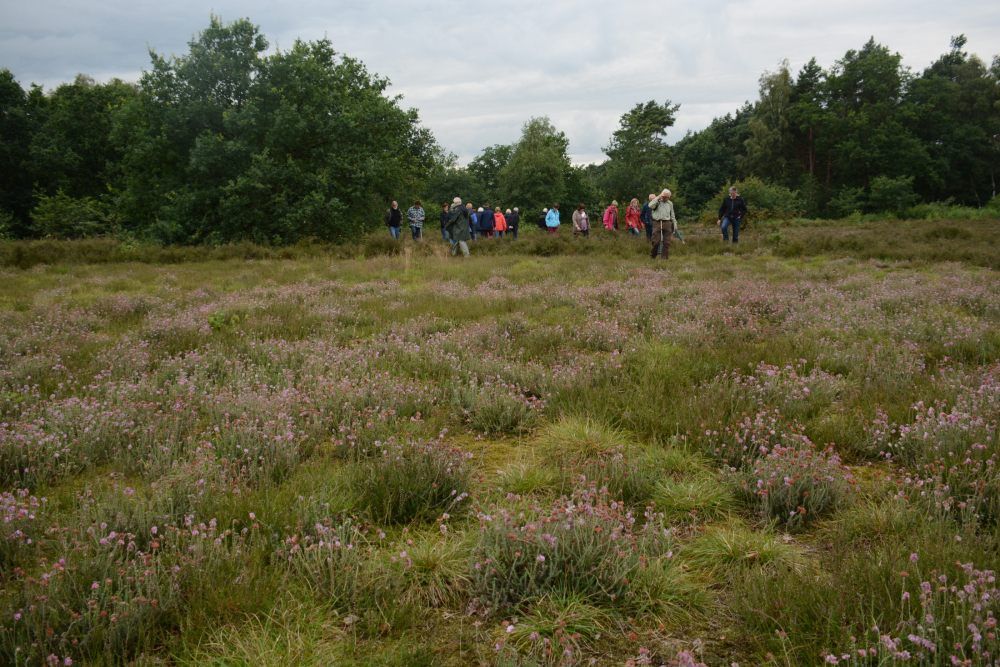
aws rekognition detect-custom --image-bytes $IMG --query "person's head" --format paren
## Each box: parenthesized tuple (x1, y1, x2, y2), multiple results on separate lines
(729, 186, 738, 198)
(577, 203, 586, 211)
(513, 207, 518, 213)
(443, 202, 449, 210)
(611, 200, 618, 208)
(648, 193, 656, 201)
(505, 208, 511, 214)
(391, 200, 398, 208)
(660, 188, 671, 201)
(552, 203, 559, 210)
(543, 207, 548, 213)
(630, 198, 639, 208)
(477, 207, 483, 213)
(453, 197, 462, 206)
(484, 202, 491, 209)
(494, 206, 501, 213)
(414, 200, 421, 207)
(466, 203, 472, 209)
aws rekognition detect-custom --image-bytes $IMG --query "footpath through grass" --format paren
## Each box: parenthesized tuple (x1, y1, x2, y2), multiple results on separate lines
(0, 220, 999, 666)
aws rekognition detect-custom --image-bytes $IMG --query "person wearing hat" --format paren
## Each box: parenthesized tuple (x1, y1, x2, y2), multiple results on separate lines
(446, 197, 472, 257)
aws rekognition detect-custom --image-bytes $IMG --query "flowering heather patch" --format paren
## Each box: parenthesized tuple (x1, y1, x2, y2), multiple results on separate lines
(0, 240, 998, 664)
(823, 556, 1000, 666)
(691, 407, 812, 469)
(470, 487, 674, 612)
(892, 371, 1000, 525)
(733, 443, 853, 529)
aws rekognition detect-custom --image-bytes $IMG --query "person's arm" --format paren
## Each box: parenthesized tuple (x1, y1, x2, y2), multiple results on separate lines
(718, 198, 726, 225)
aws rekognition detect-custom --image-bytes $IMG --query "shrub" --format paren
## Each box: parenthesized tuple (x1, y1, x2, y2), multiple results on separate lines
(827, 186, 867, 218)
(821, 558, 1000, 666)
(0, 490, 45, 570)
(691, 407, 812, 469)
(891, 376, 1000, 525)
(451, 383, 541, 434)
(868, 175, 918, 215)
(470, 488, 673, 612)
(31, 190, 109, 239)
(698, 177, 803, 225)
(362, 235, 402, 258)
(345, 438, 472, 525)
(733, 444, 852, 529)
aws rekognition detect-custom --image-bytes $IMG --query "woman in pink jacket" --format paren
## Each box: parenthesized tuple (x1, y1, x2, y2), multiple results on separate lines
(603, 201, 619, 230)
(494, 207, 507, 238)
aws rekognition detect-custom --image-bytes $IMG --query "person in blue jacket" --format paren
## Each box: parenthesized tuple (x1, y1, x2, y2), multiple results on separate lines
(468, 203, 478, 240)
(479, 204, 495, 238)
(640, 193, 654, 240)
(545, 203, 560, 234)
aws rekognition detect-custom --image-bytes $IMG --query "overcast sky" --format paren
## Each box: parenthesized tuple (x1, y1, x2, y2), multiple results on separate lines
(2, 0, 998, 164)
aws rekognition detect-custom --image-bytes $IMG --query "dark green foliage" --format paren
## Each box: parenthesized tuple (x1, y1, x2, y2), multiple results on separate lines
(31, 189, 108, 238)
(498, 117, 571, 214)
(600, 100, 679, 205)
(422, 167, 488, 209)
(112, 16, 435, 244)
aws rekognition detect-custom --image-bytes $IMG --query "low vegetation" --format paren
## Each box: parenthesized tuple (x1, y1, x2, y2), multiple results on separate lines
(0, 218, 999, 665)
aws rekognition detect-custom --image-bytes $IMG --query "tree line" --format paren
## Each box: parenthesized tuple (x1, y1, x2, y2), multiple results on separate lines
(1, 17, 998, 244)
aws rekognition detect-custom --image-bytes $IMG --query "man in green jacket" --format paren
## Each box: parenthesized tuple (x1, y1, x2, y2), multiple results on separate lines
(648, 189, 677, 260)
(446, 197, 472, 257)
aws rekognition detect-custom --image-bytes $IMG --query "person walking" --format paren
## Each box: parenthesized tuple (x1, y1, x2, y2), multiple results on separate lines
(640, 193, 655, 240)
(572, 204, 590, 237)
(545, 204, 561, 235)
(439, 203, 451, 242)
(494, 207, 507, 238)
(406, 200, 425, 241)
(384, 201, 402, 239)
(446, 197, 472, 257)
(468, 204, 478, 240)
(538, 207, 548, 230)
(625, 198, 642, 236)
(603, 201, 619, 230)
(718, 185, 747, 243)
(648, 188, 678, 260)
(479, 205, 495, 238)
(507, 208, 520, 240)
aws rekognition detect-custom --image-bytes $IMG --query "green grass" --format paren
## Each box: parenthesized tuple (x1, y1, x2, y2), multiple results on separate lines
(1, 218, 999, 666)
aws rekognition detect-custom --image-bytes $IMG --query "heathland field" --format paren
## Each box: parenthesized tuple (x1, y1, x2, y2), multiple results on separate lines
(1, 220, 999, 666)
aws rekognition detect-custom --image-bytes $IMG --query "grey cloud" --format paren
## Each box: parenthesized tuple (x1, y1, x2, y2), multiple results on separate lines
(1, 0, 998, 164)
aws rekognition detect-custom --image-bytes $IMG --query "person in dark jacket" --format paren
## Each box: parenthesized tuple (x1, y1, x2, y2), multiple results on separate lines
(384, 201, 402, 239)
(439, 203, 451, 242)
(507, 208, 520, 240)
(718, 186, 747, 243)
(446, 197, 472, 257)
(479, 205, 495, 238)
(640, 194, 655, 240)
(538, 208, 548, 230)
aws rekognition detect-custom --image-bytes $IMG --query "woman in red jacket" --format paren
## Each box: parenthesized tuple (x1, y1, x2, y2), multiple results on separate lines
(602, 201, 619, 230)
(625, 198, 642, 236)
(494, 207, 507, 238)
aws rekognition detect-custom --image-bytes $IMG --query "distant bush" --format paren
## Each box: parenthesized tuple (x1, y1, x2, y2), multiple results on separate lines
(868, 175, 919, 215)
(905, 201, 1000, 220)
(699, 177, 803, 225)
(362, 235, 403, 258)
(31, 190, 109, 239)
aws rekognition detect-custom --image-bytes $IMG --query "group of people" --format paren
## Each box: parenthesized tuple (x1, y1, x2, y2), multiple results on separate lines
(386, 185, 748, 261)
(384, 200, 522, 244)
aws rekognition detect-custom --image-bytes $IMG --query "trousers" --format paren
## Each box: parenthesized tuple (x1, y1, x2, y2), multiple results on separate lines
(650, 220, 674, 260)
